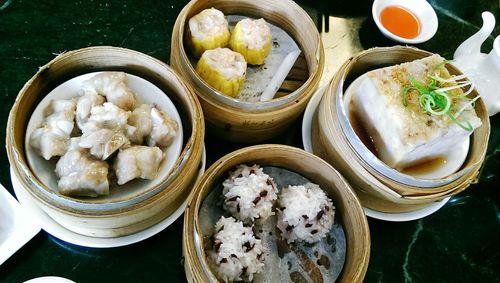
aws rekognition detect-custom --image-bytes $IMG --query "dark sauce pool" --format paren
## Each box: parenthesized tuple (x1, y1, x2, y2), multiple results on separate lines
(348, 104, 448, 177)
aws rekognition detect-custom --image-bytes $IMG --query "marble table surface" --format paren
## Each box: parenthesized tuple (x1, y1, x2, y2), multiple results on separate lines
(0, 0, 499, 282)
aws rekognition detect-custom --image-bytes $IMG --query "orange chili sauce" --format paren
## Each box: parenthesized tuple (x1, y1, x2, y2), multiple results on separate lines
(380, 5, 421, 39)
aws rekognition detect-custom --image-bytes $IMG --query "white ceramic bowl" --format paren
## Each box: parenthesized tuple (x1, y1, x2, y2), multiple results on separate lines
(372, 0, 438, 44)
(25, 72, 183, 211)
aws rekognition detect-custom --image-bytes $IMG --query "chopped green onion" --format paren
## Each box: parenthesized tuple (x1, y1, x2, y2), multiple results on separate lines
(401, 62, 476, 132)
(402, 86, 412, 106)
(447, 112, 473, 131)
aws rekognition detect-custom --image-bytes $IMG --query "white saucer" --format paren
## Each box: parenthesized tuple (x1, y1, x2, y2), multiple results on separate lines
(0, 183, 41, 265)
(10, 146, 206, 248)
(24, 277, 75, 283)
(363, 198, 449, 222)
(301, 84, 451, 221)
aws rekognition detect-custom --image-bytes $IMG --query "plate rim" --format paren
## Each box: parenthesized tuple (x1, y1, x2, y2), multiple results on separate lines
(9, 146, 206, 248)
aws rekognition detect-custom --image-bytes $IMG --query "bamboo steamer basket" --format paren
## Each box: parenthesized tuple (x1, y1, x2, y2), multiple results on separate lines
(6, 46, 205, 237)
(170, 0, 324, 143)
(183, 144, 370, 283)
(314, 46, 490, 213)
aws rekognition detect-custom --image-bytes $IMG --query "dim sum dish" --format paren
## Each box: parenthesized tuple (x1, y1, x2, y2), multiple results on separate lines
(7, 47, 205, 238)
(186, 8, 231, 58)
(348, 54, 481, 172)
(195, 48, 247, 98)
(183, 145, 370, 283)
(26, 71, 183, 198)
(229, 18, 272, 66)
(314, 46, 490, 214)
(171, 0, 324, 142)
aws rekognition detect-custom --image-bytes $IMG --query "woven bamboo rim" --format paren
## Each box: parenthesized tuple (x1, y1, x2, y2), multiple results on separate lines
(6, 46, 205, 237)
(183, 144, 370, 283)
(170, 0, 324, 142)
(315, 46, 490, 213)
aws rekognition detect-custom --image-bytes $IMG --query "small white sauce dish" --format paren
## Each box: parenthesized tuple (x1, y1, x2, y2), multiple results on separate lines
(372, 0, 439, 44)
(0, 183, 40, 265)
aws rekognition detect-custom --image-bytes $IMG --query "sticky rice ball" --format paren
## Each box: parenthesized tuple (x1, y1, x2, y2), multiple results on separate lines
(277, 183, 335, 243)
(186, 8, 230, 58)
(208, 216, 265, 283)
(229, 18, 272, 65)
(222, 164, 278, 222)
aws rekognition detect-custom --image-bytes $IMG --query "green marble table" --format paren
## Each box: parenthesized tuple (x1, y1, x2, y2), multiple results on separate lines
(0, 0, 499, 282)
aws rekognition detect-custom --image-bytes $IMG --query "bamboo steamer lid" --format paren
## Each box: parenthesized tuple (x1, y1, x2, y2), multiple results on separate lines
(183, 144, 370, 282)
(170, 0, 324, 143)
(6, 46, 205, 237)
(314, 46, 490, 213)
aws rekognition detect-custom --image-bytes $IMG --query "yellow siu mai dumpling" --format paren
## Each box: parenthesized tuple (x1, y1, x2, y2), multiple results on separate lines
(229, 18, 272, 65)
(196, 48, 247, 98)
(186, 8, 230, 58)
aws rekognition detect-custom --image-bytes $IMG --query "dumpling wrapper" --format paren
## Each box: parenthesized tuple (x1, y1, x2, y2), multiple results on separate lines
(29, 99, 76, 160)
(55, 140, 109, 197)
(114, 145, 164, 185)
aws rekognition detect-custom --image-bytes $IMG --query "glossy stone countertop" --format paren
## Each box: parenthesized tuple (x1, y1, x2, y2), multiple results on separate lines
(0, 0, 499, 282)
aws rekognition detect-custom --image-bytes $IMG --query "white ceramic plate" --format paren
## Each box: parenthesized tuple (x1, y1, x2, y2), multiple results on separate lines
(25, 71, 183, 205)
(0, 183, 40, 265)
(10, 146, 206, 248)
(363, 198, 450, 222)
(24, 277, 75, 283)
(301, 84, 452, 221)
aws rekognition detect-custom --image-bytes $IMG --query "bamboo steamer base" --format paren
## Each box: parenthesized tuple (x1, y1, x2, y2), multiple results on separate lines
(10, 163, 200, 238)
(313, 46, 490, 214)
(6, 46, 205, 238)
(183, 145, 370, 283)
(202, 100, 305, 143)
(170, 0, 324, 142)
(312, 123, 435, 213)
(314, 110, 483, 213)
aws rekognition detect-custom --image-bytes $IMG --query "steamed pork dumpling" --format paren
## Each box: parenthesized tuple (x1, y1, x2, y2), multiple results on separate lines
(55, 138, 109, 197)
(127, 104, 154, 144)
(82, 72, 136, 111)
(75, 91, 105, 130)
(127, 104, 179, 147)
(78, 102, 133, 160)
(79, 129, 130, 160)
(114, 145, 164, 185)
(81, 102, 131, 133)
(148, 108, 178, 147)
(229, 18, 272, 65)
(196, 48, 247, 97)
(187, 8, 230, 58)
(30, 99, 76, 160)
